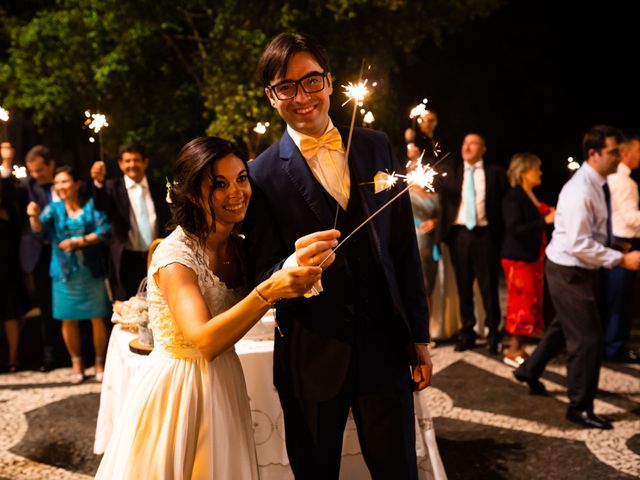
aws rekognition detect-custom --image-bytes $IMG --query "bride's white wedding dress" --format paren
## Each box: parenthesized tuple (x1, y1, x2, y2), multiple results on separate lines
(95, 226, 259, 479)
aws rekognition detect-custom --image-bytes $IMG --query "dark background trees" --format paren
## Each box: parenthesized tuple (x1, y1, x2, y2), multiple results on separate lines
(1, 0, 636, 201)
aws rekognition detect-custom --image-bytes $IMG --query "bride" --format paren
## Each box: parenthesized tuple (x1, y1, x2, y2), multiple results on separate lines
(95, 137, 324, 479)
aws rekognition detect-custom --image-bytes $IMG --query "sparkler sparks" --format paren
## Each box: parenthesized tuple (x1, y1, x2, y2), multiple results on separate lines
(253, 122, 270, 135)
(0, 107, 9, 122)
(84, 111, 109, 133)
(409, 99, 429, 119)
(567, 156, 580, 171)
(341, 80, 370, 107)
(12, 164, 27, 179)
(319, 154, 443, 268)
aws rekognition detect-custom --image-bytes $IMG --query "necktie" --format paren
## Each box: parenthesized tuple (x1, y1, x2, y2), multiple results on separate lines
(134, 183, 153, 249)
(299, 128, 343, 159)
(465, 165, 477, 230)
(602, 183, 612, 247)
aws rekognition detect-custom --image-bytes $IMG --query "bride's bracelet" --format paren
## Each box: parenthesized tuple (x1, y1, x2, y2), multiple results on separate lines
(254, 286, 275, 308)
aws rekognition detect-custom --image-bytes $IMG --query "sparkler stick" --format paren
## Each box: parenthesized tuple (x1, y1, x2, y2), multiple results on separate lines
(333, 60, 371, 229)
(84, 110, 109, 161)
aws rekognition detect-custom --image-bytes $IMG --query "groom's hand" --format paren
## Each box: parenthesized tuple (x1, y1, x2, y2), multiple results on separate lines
(295, 229, 340, 271)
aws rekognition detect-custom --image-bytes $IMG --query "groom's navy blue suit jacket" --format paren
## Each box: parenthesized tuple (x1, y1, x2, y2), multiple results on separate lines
(245, 126, 428, 400)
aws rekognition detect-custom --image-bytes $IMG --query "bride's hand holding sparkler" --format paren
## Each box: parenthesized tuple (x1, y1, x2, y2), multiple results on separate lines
(295, 229, 340, 270)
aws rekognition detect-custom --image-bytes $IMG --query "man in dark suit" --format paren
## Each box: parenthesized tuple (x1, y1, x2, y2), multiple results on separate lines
(245, 33, 431, 480)
(435, 133, 509, 353)
(90, 144, 170, 301)
(16, 145, 66, 370)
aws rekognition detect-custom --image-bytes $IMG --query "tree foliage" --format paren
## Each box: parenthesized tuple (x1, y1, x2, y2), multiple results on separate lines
(0, 0, 504, 164)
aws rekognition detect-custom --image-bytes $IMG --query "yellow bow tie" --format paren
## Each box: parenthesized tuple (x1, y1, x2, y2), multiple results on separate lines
(299, 128, 344, 159)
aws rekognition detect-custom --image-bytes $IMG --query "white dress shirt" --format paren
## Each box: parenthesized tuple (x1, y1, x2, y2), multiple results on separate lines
(546, 162, 623, 269)
(287, 119, 349, 209)
(123, 175, 157, 252)
(283, 119, 347, 295)
(608, 162, 640, 239)
(454, 159, 488, 227)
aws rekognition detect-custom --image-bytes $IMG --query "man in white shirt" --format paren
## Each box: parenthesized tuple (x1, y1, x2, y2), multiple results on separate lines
(91, 144, 170, 301)
(514, 125, 640, 430)
(602, 135, 640, 363)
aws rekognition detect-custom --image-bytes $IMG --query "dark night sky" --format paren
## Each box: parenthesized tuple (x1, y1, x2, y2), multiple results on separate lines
(396, 0, 639, 202)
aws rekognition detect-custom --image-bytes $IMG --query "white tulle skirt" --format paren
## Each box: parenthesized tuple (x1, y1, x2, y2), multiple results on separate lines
(95, 346, 259, 480)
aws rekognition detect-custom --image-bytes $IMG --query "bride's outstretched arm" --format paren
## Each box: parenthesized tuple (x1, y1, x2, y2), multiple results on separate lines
(157, 263, 321, 361)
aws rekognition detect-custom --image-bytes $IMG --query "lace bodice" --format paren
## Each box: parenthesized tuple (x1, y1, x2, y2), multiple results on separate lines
(147, 226, 244, 356)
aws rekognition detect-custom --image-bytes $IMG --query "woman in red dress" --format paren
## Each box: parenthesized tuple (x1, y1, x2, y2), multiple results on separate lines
(501, 153, 555, 367)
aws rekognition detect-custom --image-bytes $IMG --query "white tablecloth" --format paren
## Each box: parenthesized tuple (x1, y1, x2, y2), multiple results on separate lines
(94, 326, 447, 480)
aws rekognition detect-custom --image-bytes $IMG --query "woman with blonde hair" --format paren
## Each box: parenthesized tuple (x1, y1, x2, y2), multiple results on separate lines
(500, 153, 555, 367)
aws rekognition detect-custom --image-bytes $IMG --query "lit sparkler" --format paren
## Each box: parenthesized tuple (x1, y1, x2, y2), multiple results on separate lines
(333, 63, 375, 228)
(12, 164, 27, 179)
(409, 99, 428, 119)
(319, 152, 446, 267)
(567, 156, 580, 171)
(253, 121, 270, 135)
(84, 110, 110, 161)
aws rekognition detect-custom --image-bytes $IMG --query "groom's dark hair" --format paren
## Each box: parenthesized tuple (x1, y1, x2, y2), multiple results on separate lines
(258, 32, 331, 87)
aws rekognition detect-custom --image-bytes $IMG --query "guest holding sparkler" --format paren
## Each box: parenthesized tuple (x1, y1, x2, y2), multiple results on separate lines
(245, 32, 431, 479)
(405, 109, 439, 162)
(435, 133, 509, 354)
(514, 125, 640, 429)
(0, 142, 30, 372)
(500, 153, 555, 368)
(11, 145, 68, 372)
(27, 166, 111, 383)
(90, 144, 170, 301)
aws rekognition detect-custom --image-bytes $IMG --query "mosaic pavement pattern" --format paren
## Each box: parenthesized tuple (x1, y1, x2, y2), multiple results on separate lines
(0, 345, 639, 479)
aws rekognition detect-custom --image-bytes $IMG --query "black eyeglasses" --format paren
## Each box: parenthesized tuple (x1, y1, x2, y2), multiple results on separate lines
(268, 72, 327, 100)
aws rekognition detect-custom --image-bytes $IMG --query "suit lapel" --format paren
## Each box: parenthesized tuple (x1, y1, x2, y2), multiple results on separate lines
(279, 131, 334, 228)
(115, 177, 132, 227)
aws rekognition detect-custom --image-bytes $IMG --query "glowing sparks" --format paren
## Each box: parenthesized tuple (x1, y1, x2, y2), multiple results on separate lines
(84, 111, 109, 133)
(409, 99, 429, 119)
(373, 171, 398, 193)
(0, 107, 9, 122)
(374, 154, 438, 193)
(341, 80, 370, 107)
(253, 121, 270, 135)
(12, 164, 27, 179)
(567, 156, 580, 171)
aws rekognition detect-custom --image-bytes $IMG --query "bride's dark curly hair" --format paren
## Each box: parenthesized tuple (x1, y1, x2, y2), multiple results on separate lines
(168, 136, 247, 241)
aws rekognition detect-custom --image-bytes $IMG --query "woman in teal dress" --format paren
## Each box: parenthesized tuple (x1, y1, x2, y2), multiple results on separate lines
(27, 166, 111, 383)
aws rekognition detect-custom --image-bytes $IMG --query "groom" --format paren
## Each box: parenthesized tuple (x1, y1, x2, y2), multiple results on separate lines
(245, 33, 431, 479)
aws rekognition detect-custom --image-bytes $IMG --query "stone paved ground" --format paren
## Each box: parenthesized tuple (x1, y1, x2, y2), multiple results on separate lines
(1, 336, 639, 480)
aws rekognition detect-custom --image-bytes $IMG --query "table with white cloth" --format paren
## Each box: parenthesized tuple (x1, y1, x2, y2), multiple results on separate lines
(94, 325, 447, 480)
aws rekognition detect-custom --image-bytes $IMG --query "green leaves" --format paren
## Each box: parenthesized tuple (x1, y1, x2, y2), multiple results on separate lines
(0, 0, 503, 165)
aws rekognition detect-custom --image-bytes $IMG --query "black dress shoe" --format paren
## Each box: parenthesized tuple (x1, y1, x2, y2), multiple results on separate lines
(512, 369, 547, 395)
(607, 349, 640, 364)
(454, 339, 476, 352)
(566, 409, 613, 430)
